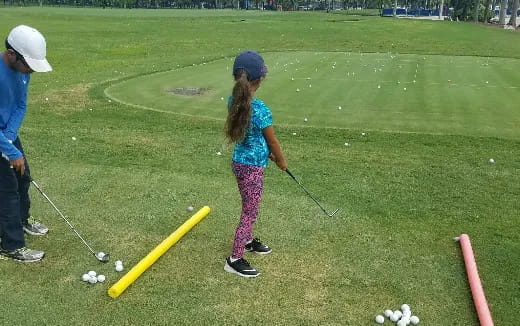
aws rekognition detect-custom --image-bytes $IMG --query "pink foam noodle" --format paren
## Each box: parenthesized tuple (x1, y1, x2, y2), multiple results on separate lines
(458, 233, 494, 326)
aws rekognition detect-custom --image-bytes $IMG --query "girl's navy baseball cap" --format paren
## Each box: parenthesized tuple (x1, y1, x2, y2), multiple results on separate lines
(233, 50, 267, 81)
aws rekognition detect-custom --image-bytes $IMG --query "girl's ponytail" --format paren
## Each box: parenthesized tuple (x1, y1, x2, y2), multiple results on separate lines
(225, 69, 252, 143)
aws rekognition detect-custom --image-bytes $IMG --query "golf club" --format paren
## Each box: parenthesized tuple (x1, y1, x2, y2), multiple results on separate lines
(285, 169, 339, 217)
(27, 176, 109, 263)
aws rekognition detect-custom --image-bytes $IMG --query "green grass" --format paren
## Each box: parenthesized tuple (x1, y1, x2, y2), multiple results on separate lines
(0, 7, 519, 326)
(107, 51, 520, 139)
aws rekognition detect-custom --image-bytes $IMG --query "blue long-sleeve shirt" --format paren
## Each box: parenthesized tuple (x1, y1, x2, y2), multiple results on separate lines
(0, 53, 30, 160)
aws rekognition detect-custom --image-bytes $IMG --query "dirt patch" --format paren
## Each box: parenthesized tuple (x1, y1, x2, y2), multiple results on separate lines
(168, 87, 211, 96)
(29, 83, 94, 115)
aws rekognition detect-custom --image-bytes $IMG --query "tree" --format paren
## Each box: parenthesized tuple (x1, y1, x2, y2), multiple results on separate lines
(451, 0, 472, 20)
(483, 0, 492, 22)
(473, 0, 479, 21)
(509, 0, 519, 25)
(498, 0, 507, 24)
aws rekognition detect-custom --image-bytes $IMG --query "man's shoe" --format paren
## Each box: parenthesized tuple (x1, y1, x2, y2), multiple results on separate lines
(0, 247, 45, 262)
(23, 217, 49, 236)
(245, 238, 272, 255)
(224, 257, 260, 278)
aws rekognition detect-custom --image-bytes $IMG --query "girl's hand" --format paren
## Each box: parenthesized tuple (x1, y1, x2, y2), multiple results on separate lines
(276, 158, 287, 171)
(269, 153, 276, 161)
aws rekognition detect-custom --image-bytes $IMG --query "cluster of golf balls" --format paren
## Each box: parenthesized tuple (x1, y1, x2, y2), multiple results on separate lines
(375, 304, 419, 325)
(115, 260, 124, 272)
(81, 270, 106, 284)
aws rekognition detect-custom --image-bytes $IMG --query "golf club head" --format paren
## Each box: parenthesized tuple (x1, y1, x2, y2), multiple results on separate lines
(95, 252, 110, 263)
(328, 209, 339, 217)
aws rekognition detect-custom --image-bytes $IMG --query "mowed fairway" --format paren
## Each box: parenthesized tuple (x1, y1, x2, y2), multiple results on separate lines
(108, 51, 520, 138)
(0, 7, 519, 326)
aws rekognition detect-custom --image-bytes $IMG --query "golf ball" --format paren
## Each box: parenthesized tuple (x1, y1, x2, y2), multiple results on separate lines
(394, 311, 403, 319)
(410, 316, 420, 325)
(88, 276, 98, 284)
(97, 274, 106, 282)
(115, 260, 123, 266)
(397, 320, 407, 326)
(375, 315, 384, 324)
(401, 304, 411, 312)
(115, 264, 124, 272)
(489, 158, 495, 163)
(72, 137, 77, 141)
(390, 313, 399, 322)
(296, 88, 300, 92)
(292, 133, 297, 136)
(384, 310, 393, 317)
(96, 252, 105, 258)
(87, 271, 97, 277)
(361, 132, 366, 136)
(304, 118, 308, 122)
(81, 274, 90, 282)
(338, 106, 342, 110)
(187, 206, 194, 212)
(216, 152, 222, 156)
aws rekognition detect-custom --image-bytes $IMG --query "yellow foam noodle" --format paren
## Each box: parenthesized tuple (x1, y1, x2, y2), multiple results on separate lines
(108, 206, 211, 298)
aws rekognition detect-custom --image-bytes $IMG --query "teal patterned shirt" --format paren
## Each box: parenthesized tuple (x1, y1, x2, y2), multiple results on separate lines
(230, 97, 273, 167)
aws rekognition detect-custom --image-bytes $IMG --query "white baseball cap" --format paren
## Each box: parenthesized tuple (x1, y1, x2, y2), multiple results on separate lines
(7, 25, 52, 72)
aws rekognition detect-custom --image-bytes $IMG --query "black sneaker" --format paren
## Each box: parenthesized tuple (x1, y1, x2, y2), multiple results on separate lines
(0, 247, 45, 262)
(224, 257, 260, 278)
(245, 238, 272, 255)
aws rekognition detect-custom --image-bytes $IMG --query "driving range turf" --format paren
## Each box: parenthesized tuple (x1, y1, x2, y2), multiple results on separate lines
(0, 7, 519, 325)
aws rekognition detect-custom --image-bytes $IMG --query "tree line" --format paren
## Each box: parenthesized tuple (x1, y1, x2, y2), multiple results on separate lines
(1, 0, 514, 24)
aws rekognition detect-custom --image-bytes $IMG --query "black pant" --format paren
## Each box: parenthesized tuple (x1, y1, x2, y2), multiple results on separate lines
(0, 137, 31, 251)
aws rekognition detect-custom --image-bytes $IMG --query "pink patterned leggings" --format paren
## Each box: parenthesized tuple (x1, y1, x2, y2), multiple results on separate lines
(231, 161, 264, 259)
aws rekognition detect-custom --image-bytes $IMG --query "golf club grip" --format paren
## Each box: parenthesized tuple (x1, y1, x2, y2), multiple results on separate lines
(20, 172, 33, 183)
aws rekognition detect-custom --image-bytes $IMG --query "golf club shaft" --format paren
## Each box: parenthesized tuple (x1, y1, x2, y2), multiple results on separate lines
(285, 169, 335, 216)
(30, 179, 97, 255)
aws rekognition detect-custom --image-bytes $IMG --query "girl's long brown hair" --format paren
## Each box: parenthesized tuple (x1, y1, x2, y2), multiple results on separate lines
(225, 69, 260, 143)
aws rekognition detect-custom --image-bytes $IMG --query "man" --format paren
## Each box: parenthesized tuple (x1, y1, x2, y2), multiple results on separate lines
(0, 25, 52, 262)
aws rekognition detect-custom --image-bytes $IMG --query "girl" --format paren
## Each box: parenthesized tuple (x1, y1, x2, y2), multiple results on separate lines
(224, 50, 287, 278)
